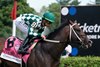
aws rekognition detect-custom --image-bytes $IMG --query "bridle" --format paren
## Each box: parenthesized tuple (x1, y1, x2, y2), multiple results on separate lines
(43, 22, 92, 49)
(44, 23, 84, 45)
(69, 23, 84, 44)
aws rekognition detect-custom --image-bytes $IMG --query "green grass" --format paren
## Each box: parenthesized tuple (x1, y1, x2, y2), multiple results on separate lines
(59, 56, 100, 67)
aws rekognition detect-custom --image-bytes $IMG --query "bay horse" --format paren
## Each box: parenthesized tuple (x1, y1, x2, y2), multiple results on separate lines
(0, 20, 92, 67)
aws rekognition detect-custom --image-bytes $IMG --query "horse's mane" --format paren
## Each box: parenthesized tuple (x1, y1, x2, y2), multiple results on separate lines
(47, 22, 68, 39)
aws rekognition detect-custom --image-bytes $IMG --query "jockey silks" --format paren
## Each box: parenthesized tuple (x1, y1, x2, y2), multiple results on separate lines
(14, 13, 53, 37)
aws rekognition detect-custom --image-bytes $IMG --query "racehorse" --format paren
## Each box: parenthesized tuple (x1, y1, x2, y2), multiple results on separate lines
(0, 20, 92, 67)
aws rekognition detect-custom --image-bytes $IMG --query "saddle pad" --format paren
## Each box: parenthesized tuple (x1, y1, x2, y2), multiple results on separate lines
(0, 36, 38, 64)
(0, 36, 22, 64)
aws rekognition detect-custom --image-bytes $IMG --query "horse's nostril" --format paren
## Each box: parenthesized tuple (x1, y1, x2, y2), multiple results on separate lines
(89, 40, 93, 44)
(88, 40, 93, 47)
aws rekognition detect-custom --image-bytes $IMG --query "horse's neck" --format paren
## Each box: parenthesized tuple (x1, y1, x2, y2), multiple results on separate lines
(47, 30, 68, 59)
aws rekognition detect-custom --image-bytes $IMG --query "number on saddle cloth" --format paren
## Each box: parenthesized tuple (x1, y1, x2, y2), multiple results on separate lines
(3, 36, 23, 54)
(7, 37, 16, 48)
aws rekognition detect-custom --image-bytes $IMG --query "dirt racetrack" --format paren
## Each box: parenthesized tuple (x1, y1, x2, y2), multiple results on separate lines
(0, 38, 6, 64)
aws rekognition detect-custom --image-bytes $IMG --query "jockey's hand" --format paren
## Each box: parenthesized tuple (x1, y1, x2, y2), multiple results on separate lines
(41, 35, 46, 40)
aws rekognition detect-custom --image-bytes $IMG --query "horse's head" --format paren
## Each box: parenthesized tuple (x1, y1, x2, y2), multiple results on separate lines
(68, 20, 92, 48)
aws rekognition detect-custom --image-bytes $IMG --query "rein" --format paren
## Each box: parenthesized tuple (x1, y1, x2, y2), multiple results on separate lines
(44, 23, 83, 44)
(44, 39, 60, 43)
(44, 39, 67, 43)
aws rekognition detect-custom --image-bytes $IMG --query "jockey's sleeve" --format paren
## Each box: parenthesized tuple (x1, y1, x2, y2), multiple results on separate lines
(41, 27, 51, 37)
(28, 27, 43, 37)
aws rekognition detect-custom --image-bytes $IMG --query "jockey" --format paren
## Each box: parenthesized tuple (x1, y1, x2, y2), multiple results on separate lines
(14, 11, 55, 54)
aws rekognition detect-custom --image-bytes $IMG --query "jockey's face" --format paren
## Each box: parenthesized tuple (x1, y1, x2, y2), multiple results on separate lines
(41, 19, 51, 27)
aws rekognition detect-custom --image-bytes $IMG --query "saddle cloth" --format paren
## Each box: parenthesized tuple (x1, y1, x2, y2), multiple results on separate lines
(0, 36, 37, 64)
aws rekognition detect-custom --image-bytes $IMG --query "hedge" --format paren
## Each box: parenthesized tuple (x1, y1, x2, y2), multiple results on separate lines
(59, 56, 100, 67)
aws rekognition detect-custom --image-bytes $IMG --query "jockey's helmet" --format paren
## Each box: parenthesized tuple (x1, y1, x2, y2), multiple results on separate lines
(43, 11, 55, 23)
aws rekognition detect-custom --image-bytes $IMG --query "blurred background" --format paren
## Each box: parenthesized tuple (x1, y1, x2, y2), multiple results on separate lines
(0, 0, 100, 56)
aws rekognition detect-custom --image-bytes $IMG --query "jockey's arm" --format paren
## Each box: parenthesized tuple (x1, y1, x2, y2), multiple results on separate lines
(28, 26, 42, 38)
(41, 27, 51, 39)
(28, 26, 52, 40)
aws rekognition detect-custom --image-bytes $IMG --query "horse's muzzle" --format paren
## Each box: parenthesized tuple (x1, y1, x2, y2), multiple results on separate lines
(80, 40, 92, 49)
(85, 40, 93, 48)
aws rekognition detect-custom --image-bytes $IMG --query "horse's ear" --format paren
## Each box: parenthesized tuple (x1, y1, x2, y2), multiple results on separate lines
(74, 20, 77, 23)
(69, 20, 73, 25)
(74, 20, 78, 25)
(74, 20, 80, 26)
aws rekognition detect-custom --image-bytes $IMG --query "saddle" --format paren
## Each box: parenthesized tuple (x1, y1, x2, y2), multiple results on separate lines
(18, 36, 40, 54)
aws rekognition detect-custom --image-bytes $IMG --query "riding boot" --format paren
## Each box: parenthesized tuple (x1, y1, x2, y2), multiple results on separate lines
(18, 36, 31, 54)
